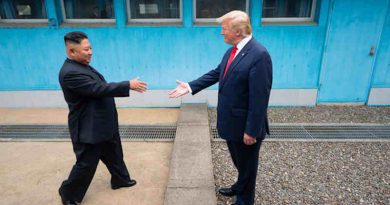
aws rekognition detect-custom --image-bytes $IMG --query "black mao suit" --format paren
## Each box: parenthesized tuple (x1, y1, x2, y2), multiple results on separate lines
(189, 38, 272, 205)
(58, 58, 132, 202)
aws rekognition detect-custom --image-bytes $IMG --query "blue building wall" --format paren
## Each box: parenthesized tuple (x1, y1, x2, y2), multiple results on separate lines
(0, 0, 389, 105)
(317, 0, 389, 103)
(372, 2, 390, 88)
(0, 0, 329, 91)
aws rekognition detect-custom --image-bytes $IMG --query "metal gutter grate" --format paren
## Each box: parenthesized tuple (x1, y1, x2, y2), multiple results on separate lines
(2, 124, 389, 141)
(211, 124, 390, 141)
(119, 125, 176, 141)
(0, 125, 176, 141)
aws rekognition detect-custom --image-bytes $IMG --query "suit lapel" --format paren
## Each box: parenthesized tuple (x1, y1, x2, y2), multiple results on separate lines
(219, 39, 254, 91)
(223, 49, 248, 79)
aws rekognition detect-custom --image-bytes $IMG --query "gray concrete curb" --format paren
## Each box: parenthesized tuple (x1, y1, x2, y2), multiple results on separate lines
(164, 104, 217, 205)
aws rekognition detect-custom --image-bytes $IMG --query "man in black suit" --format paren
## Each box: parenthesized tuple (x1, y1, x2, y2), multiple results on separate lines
(58, 31, 147, 205)
(169, 11, 272, 205)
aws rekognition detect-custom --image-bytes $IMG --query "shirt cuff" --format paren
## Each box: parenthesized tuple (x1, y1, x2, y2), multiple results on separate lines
(185, 83, 192, 94)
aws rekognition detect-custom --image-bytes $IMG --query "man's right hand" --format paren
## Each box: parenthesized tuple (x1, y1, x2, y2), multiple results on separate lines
(130, 77, 148, 93)
(169, 80, 189, 98)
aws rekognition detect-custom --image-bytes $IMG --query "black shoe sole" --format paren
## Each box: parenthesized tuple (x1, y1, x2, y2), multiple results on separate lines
(59, 188, 78, 205)
(111, 180, 137, 190)
(218, 189, 236, 197)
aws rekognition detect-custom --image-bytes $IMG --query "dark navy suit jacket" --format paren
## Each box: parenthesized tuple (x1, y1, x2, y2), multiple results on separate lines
(59, 59, 130, 144)
(189, 38, 272, 141)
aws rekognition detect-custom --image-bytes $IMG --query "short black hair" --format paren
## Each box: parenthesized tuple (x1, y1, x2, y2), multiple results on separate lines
(64, 31, 88, 45)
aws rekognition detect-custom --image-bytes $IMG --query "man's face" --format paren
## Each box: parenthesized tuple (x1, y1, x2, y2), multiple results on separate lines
(68, 38, 92, 65)
(221, 20, 239, 45)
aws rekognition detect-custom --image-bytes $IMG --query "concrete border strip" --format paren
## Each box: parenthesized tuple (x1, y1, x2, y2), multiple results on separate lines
(164, 103, 217, 205)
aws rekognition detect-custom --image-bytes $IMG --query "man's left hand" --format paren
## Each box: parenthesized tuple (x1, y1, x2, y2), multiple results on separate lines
(243, 133, 257, 145)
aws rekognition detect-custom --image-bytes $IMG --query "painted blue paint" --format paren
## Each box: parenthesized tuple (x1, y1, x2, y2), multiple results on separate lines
(372, 2, 390, 88)
(250, 0, 262, 27)
(0, 0, 330, 92)
(1, 0, 389, 105)
(259, 25, 326, 89)
(114, 0, 126, 28)
(45, 0, 59, 28)
(183, 0, 192, 27)
(317, 0, 389, 103)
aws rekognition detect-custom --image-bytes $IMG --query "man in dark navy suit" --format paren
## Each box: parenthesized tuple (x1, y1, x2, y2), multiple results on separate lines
(169, 11, 272, 205)
(58, 31, 147, 205)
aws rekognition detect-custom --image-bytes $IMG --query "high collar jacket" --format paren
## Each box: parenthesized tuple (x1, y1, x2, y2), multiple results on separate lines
(59, 59, 130, 144)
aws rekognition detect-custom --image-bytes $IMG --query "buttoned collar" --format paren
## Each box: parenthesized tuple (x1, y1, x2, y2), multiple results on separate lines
(236, 34, 252, 51)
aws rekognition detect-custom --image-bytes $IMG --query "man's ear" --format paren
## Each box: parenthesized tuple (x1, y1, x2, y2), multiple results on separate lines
(69, 45, 77, 53)
(66, 46, 75, 58)
(235, 30, 241, 37)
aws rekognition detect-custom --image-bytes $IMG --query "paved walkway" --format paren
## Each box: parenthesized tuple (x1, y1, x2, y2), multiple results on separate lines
(0, 108, 179, 125)
(0, 142, 172, 205)
(0, 108, 179, 205)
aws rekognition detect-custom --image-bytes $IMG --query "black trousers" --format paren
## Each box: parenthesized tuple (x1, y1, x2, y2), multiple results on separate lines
(227, 139, 262, 205)
(59, 132, 131, 202)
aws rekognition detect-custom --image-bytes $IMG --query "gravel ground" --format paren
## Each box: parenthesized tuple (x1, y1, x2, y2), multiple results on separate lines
(210, 106, 390, 204)
(212, 142, 390, 205)
(209, 106, 390, 124)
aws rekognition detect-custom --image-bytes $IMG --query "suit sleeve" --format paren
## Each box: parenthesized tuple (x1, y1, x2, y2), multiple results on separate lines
(63, 71, 130, 98)
(245, 52, 272, 137)
(188, 66, 221, 95)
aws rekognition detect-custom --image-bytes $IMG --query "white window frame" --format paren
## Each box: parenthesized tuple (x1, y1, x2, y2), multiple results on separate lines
(193, 0, 249, 24)
(126, 0, 182, 23)
(0, 18, 47, 23)
(0, 1, 47, 24)
(60, 0, 116, 23)
(262, 0, 317, 23)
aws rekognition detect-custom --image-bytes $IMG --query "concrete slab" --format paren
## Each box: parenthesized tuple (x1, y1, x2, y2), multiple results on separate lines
(164, 104, 216, 205)
(174, 125, 211, 143)
(176, 104, 209, 125)
(0, 142, 172, 205)
(0, 108, 179, 125)
(164, 187, 216, 205)
(168, 140, 214, 188)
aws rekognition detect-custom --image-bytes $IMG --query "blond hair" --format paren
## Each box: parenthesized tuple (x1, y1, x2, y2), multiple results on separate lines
(217, 10, 252, 37)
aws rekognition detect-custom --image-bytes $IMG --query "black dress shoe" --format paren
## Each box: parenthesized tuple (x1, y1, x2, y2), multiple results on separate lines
(59, 189, 78, 205)
(111, 179, 137, 190)
(62, 200, 78, 205)
(218, 187, 236, 197)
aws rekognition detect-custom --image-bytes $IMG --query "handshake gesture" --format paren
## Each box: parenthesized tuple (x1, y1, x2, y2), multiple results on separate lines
(130, 78, 190, 98)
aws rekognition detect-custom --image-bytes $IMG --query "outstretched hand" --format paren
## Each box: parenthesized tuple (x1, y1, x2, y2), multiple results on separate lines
(169, 80, 189, 98)
(130, 77, 148, 93)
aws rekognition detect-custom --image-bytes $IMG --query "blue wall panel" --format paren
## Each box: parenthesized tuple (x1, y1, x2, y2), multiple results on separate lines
(258, 26, 326, 88)
(317, 0, 389, 103)
(0, 0, 329, 93)
(0, 24, 328, 90)
(372, 3, 390, 88)
(0, 27, 228, 90)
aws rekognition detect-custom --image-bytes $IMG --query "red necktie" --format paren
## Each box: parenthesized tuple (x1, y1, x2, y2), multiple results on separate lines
(223, 46, 238, 78)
